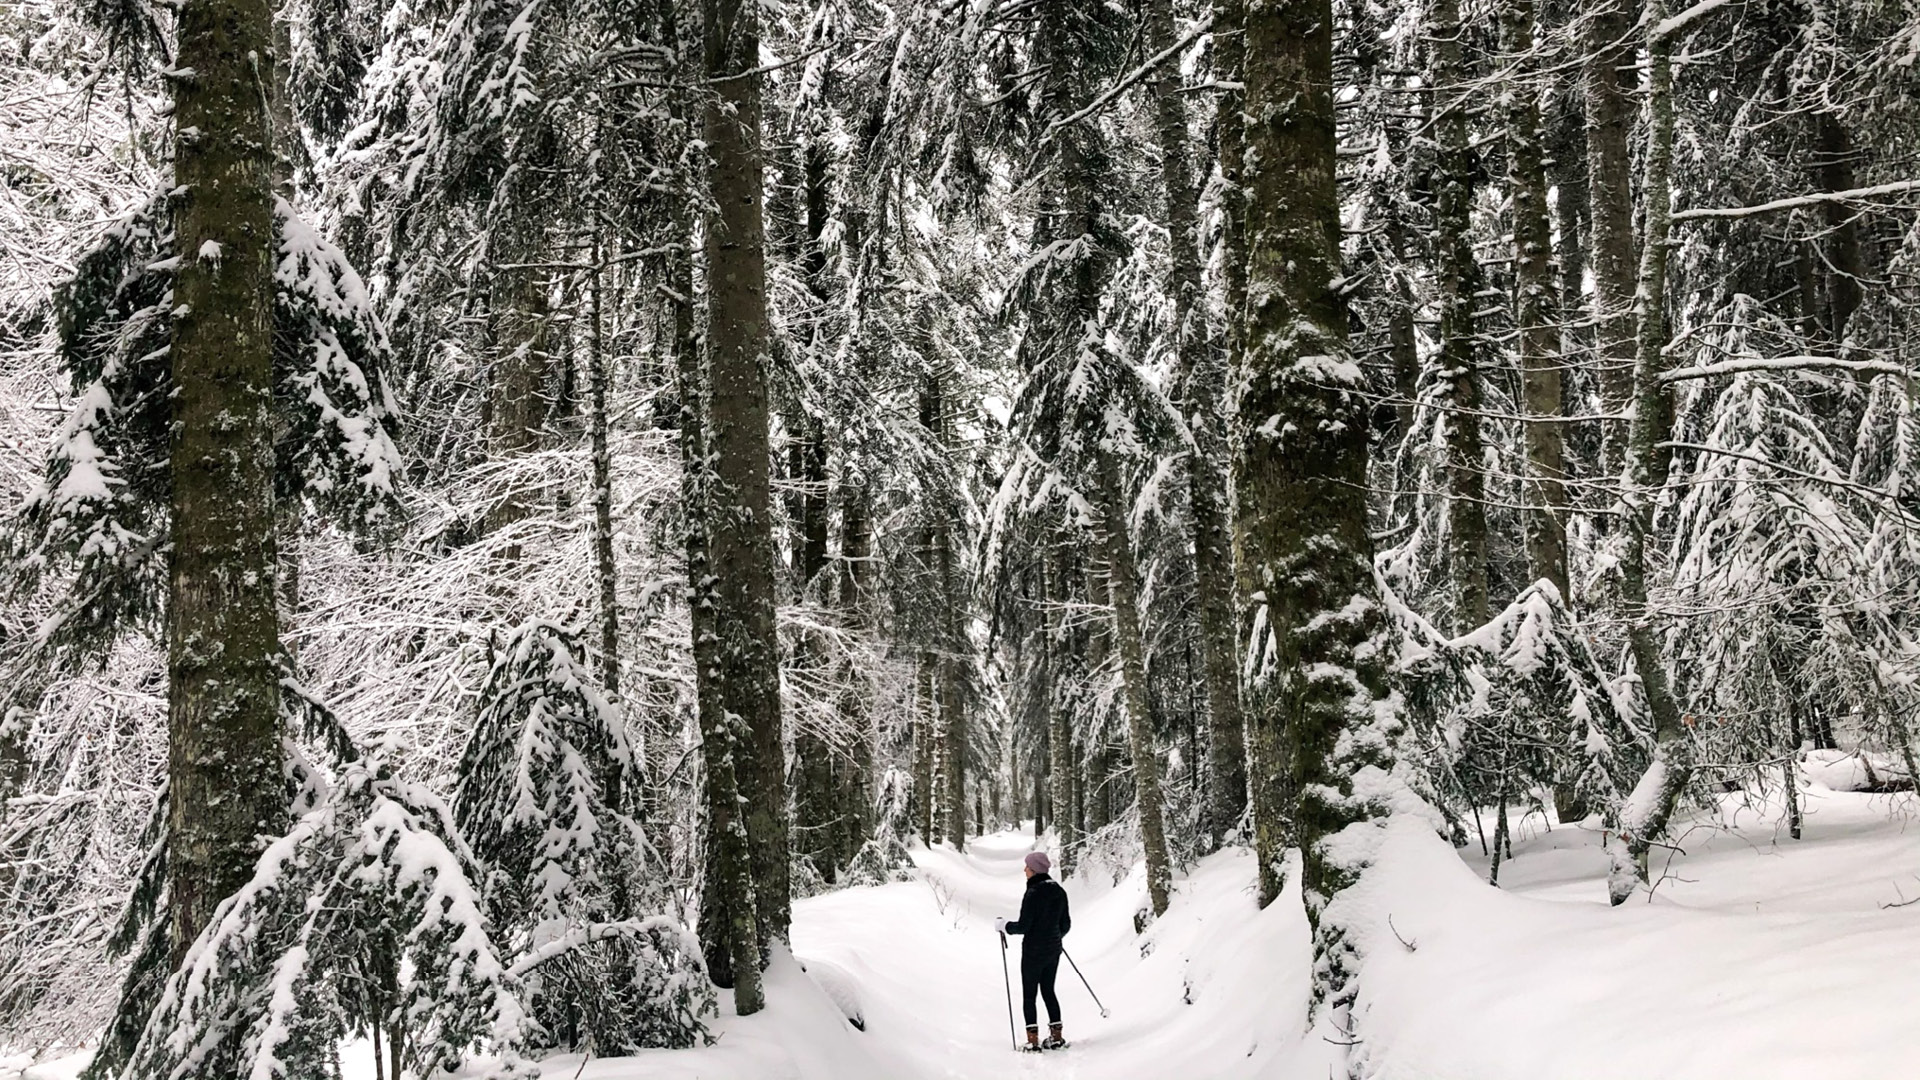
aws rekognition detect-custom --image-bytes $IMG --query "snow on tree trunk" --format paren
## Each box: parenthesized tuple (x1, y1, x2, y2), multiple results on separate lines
(588, 227, 621, 697)
(1430, 0, 1489, 635)
(834, 482, 877, 869)
(1502, 0, 1570, 600)
(1585, 0, 1640, 477)
(1237, 0, 1408, 1014)
(703, 0, 790, 949)
(1098, 449, 1174, 918)
(1044, 546, 1080, 874)
(166, 0, 288, 969)
(485, 197, 552, 547)
(1607, 3, 1691, 907)
(669, 73, 763, 1006)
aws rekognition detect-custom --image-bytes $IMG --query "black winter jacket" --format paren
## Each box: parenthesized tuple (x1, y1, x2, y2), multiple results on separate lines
(1005, 872, 1071, 956)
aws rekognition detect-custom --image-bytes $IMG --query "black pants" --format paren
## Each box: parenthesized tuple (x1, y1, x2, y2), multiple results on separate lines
(1020, 945, 1062, 1027)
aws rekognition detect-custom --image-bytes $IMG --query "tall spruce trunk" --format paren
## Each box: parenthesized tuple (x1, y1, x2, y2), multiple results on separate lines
(926, 377, 967, 851)
(1239, 0, 1400, 1011)
(1502, 0, 1569, 599)
(913, 653, 938, 842)
(1811, 114, 1864, 344)
(1585, 0, 1639, 477)
(669, 68, 764, 1004)
(1431, 0, 1488, 633)
(703, 0, 789, 947)
(790, 137, 841, 873)
(1151, 0, 1247, 849)
(1044, 544, 1079, 873)
(588, 229, 621, 695)
(1098, 450, 1174, 917)
(835, 484, 876, 865)
(166, 0, 287, 965)
(791, 420, 836, 873)
(1606, 4, 1690, 906)
(486, 195, 551, 547)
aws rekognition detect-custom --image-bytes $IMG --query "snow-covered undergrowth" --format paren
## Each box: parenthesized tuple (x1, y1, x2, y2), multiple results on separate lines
(11, 789, 1920, 1080)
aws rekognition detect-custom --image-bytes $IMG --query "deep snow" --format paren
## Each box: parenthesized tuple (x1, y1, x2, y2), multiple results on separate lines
(11, 783, 1920, 1080)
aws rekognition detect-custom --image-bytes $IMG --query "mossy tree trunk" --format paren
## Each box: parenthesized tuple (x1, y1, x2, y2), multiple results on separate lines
(1607, 4, 1691, 906)
(1585, 0, 1640, 477)
(1237, 0, 1401, 1014)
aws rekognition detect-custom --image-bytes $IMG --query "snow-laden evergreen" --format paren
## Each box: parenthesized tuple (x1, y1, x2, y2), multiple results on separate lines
(456, 620, 712, 1053)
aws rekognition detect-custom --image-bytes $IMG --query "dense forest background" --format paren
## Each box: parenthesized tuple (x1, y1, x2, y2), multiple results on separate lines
(5, 0, 1920, 1073)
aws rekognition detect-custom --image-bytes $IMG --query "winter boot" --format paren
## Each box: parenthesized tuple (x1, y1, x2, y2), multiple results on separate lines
(1042, 1023, 1067, 1050)
(1024, 1026, 1042, 1052)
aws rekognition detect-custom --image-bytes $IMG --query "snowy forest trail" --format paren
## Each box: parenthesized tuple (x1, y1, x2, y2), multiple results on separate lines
(786, 828, 1305, 1080)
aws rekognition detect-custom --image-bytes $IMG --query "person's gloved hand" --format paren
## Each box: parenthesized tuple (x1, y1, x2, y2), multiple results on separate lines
(994, 917, 1008, 935)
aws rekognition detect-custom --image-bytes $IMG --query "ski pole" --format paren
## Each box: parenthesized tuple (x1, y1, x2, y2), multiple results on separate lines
(1060, 946, 1109, 1018)
(999, 932, 1019, 1049)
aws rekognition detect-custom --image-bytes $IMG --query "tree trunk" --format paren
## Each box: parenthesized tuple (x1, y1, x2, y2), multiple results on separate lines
(1431, 0, 1488, 633)
(166, 0, 287, 966)
(588, 228, 621, 695)
(1606, 5, 1690, 907)
(1239, 0, 1401, 1012)
(1503, 0, 1569, 599)
(1585, 0, 1639, 477)
(1151, 0, 1247, 851)
(1812, 113, 1864, 345)
(704, 0, 788, 948)
(1044, 544, 1079, 873)
(835, 483, 875, 866)
(669, 68, 763, 1004)
(913, 653, 938, 842)
(486, 198, 551, 545)
(1098, 450, 1174, 917)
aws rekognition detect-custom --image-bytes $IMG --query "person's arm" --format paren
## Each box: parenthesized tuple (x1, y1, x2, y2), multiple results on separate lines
(1059, 887, 1071, 937)
(1005, 888, 1037, 935)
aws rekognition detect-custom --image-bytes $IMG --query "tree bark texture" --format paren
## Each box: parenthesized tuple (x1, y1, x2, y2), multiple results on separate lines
(1098, 450, 1174, 917)
(1238, 0, 1400, 1011)
(1607, 5, 1691, 906)
(670, 126, 763, 1008)
(1154, 0, 1248, 850)
(1431, 0, 1489, 633)
(1585, 0, 1639, 477)
(704, 0, 789, 947)
(588, 230, 621, 695)
(1502, 0, 1570, 599)
(167, 0, 288, 966)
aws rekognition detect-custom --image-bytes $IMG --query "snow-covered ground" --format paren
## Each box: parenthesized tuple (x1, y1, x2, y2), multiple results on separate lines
(11, 785, 1920, 1080)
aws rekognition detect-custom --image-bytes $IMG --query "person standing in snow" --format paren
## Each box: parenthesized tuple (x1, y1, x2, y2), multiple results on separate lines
(996, 851, 1071, 1050)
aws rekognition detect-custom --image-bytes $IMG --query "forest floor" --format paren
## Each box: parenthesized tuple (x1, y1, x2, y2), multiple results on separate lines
(11, 785, 1920, 1080)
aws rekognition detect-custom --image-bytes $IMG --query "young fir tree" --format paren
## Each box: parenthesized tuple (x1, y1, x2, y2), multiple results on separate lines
(456, 620, 713, 1053)
(119, 752, 535, 1080)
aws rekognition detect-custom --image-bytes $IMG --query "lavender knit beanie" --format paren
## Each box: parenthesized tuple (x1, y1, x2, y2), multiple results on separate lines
(1024, 851, 1051, 874)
